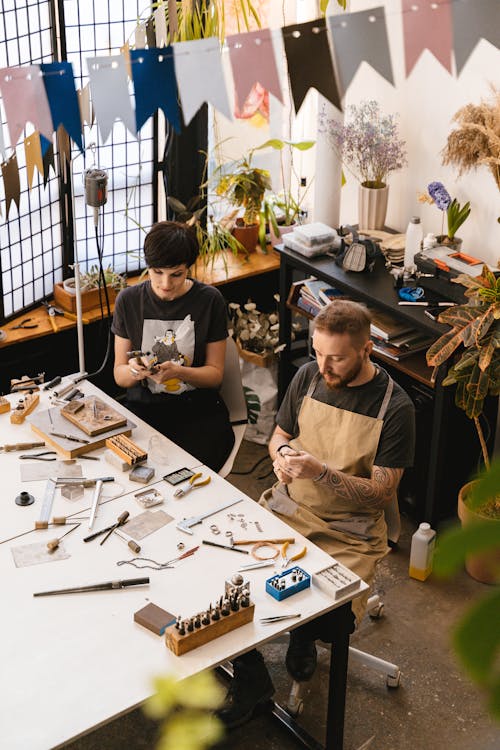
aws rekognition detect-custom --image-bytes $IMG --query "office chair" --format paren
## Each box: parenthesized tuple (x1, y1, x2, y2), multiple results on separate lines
(287, 495, 402, 715)
(218, 335, 248, 478)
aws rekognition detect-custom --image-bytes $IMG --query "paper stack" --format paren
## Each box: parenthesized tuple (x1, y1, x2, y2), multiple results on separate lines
(283, 222, 340, 258)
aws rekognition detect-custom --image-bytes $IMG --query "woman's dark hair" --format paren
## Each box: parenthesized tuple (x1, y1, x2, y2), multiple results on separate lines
(143, 221, 199, 268)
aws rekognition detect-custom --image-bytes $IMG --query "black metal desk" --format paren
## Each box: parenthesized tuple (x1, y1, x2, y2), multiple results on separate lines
(275, 245, 496, 527)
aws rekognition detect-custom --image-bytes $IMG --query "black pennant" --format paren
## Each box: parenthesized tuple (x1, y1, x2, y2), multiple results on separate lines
(282, 18, 341, 114)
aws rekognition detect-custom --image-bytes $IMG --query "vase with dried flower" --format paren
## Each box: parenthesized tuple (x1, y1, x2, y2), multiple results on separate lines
(442, 85, 500, 226)
(319, 100, 407, 230)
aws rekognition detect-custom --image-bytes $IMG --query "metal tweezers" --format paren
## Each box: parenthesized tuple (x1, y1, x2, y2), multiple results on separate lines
(260, 614, 302, 624)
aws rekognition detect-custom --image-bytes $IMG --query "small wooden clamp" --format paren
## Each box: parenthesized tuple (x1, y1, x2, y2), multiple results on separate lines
(10, 392, 40, 424)
(105, 434, 147, 466)
(10, 373, 45, 393)
(0, 396, 10, 414)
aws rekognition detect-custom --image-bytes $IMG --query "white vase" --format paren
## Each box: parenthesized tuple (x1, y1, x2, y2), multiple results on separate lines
(358, 184, 389, 231)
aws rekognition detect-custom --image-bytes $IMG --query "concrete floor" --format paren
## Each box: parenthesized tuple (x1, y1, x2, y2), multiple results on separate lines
(67, 440, 499, 750)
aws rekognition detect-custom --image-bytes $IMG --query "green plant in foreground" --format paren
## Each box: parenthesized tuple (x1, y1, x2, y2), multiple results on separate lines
(144, 670, 225, 750)
(433, 460, 500, 720)
(447, 198, 471, 240)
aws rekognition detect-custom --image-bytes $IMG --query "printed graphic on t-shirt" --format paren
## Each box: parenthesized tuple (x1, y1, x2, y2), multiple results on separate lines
(142, 315, 194, 395)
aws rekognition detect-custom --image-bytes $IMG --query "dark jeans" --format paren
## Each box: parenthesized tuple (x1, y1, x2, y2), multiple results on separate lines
(126, 388, 235, 472)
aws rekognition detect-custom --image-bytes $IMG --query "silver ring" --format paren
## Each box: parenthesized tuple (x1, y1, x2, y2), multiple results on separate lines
(130, 367, 139, 376)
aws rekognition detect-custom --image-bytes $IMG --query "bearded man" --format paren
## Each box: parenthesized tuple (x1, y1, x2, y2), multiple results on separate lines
(218, 299, 415, 728)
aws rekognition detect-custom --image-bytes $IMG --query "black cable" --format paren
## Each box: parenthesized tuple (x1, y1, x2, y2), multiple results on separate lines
(230, 454, 272, 476)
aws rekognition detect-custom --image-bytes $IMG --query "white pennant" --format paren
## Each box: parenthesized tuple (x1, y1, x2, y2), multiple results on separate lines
(87, 55, 136, 142)
(135, 23, 147, 50)
(174, 37, 232, 125)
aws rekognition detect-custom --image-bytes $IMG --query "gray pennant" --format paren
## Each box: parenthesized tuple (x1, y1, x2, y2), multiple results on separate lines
(329, 7, 393, 95)
(452, 0, 500, 75)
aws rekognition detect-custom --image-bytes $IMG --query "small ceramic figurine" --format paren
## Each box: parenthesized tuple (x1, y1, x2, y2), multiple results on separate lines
(423, 233, 438, 250)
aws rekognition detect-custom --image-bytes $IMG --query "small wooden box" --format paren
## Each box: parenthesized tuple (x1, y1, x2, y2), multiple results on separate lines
(53, 282, 118, 313)
(165, 603, 255, 656)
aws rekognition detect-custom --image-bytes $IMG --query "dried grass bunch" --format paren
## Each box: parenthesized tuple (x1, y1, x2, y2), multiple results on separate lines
(442, 85, 500, 194)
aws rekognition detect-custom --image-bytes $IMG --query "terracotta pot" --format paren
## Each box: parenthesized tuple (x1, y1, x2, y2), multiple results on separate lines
(358, 183, 389, 230)
(457, 481, 500, 584)
(232, 221, 259, 253)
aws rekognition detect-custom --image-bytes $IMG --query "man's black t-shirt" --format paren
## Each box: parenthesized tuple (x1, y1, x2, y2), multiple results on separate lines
(277, 361, 415, 469)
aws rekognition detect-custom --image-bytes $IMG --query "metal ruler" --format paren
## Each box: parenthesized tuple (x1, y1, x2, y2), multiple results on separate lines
(88, 479, 103, 529)
(35, 479, 57, 529)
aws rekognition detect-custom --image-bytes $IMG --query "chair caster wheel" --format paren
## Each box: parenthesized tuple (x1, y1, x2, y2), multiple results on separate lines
(369, 603, 384, 619)
(386, 670, 401, 688)
(286, 698, 304, 716)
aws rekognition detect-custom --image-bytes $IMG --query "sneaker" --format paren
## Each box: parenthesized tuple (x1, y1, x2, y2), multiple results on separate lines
(286, 631, 317, 682)
(217, 652, 275, 729)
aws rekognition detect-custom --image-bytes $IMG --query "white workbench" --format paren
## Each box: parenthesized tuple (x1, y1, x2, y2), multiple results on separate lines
(0, 379, 367, 750)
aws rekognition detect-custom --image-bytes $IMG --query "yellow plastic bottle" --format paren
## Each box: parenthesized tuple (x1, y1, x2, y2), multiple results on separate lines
(409, 522, 436, 581)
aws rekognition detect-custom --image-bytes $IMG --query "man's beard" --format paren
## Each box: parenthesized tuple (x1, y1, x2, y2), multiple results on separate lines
(322, 356, 364, 390)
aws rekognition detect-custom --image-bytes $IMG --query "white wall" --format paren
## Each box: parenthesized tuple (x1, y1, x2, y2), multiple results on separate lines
(330, 0, 500, 266)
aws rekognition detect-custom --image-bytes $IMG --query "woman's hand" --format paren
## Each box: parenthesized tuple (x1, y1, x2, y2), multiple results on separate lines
(147, 360, 183, 384)
(127, 358, 149, 381)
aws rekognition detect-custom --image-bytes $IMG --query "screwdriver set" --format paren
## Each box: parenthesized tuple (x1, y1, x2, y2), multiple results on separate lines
(165, 577, 254, 656)
(266, 566, 311, 601)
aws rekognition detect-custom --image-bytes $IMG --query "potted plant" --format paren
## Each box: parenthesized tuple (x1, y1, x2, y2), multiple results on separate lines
(254, 138, 315, 249)
(214, 149, 272, 253)
(426, 265, 500, 583)
(54, 264, 127, 313)
(418, 181, 471, 250)
(319, 100, 407, 230)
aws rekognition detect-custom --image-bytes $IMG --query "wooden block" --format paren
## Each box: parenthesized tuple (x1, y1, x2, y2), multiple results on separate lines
(165, 604, 255, 656)
(53, 281, 118, 314)
(0, 397, 10, 414)
(10, 393, 40, 424)
(105, 434, 147, 465)
(60, 396, 127, 436)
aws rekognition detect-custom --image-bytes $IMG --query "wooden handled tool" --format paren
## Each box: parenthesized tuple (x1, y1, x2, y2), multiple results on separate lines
(232, 537, 295, 545)
(1, 441, 45, 452)
(46, 523, 80, 553)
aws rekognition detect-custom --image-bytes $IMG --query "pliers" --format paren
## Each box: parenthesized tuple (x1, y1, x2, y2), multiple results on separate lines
(281, 540, 307, 568)
(42, 301, 88, 332)
(11, 318, 39, 330)
(174, 472, 211, 498)
(19, 451, 58, 461)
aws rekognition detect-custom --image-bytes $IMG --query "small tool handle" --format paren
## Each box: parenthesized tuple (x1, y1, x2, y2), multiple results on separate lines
(48, 315, 58, 333)
(128, 540, 141, 553)
(47, 539, 60, 553)
(3, 441, 46, 452)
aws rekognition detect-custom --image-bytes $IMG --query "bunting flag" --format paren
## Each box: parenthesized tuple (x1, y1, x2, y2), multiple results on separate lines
(24, 131, 44, 189)
(87, 55, 136, 142)
(227, 29, 283, 111)
(120, 42, 132, 80)
(174, 38, 232, 125)
(452, 0, 500, 75)
(57, 125, 71, 164)
(1, 151, 21, 217)
(77, 83, 94, 127)
(40, 62, 83, 153)
(154, 6, 168, 48)
(168, 0, 178, 36)
(328, 7, 393, 95)
(282, 19, 340, 113)
(0, 121, 6, 160)
(146, 17, 156, 48)
(135, 23, 147, 49)
(0, 65, 53, 147)
(131, 48, 181, 133)
(402, 0, 453, 77)
(42, 139, 55, 187)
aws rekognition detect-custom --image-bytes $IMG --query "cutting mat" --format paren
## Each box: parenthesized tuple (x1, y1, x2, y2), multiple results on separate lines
(60, 396, 127, 436)
(29, 407, 134, 458)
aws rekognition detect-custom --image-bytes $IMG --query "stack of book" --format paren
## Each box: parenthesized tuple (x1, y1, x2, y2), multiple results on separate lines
(369, 308, 435, 361)
(295, 278, 342, 316)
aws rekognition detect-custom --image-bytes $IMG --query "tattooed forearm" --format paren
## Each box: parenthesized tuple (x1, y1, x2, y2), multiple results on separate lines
(319, 466, 403, 509)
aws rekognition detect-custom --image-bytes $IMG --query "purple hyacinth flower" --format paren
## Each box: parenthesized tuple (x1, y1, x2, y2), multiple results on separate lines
(428, 181, 451, 211)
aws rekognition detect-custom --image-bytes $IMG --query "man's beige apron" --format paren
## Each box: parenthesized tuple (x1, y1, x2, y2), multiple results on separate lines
(261, 369, 395, 624)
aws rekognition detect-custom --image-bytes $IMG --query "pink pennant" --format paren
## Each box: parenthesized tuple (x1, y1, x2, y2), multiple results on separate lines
(0, 65, 53, 147)
(402, 0, 453, 77)
(227, 29, 283, 110)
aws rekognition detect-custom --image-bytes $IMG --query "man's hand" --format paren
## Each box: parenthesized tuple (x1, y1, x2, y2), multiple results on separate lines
(275, 450, 324, 481)
(273, 457, 293, 484)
